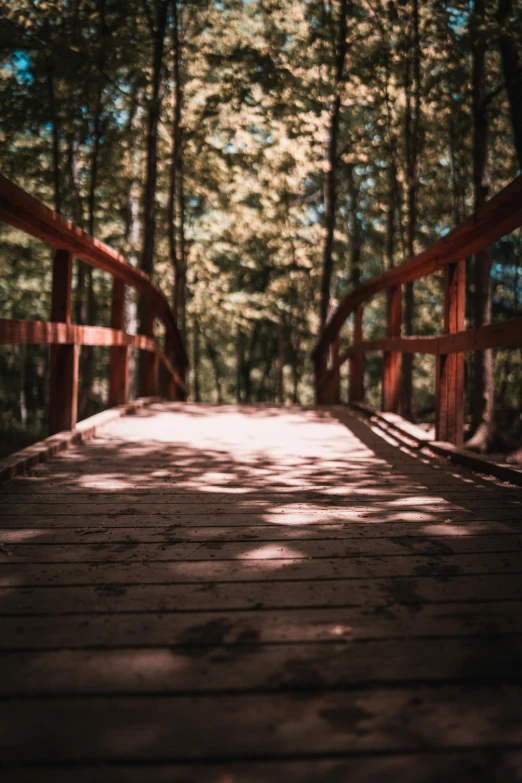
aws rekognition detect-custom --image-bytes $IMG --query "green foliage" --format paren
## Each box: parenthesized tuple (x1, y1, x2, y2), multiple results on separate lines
(0, 0, 521, 444)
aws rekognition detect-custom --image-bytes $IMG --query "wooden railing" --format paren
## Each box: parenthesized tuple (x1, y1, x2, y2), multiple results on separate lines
(313, 175, 522, 446)
(0, 175, 188, 435)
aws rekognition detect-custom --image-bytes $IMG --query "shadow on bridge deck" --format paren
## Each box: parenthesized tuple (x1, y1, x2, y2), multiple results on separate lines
(1, 402, 522, 782)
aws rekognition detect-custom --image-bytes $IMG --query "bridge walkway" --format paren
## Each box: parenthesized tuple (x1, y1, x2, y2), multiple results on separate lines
(1, 402, 522, 781)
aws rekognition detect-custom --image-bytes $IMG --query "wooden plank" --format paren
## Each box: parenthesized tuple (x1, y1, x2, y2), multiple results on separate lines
(313, 173, 522, 358)
(436, 261, 465, 445)
(109, 279, 129, 406)
(2, 635, 522, 695)
(3, 753, 522, 783)
(1, 685, 522, 763)
(0, 518, 516, 538)
(141, 300, 159, 396)
(349, 304, 364, 402)
(382, 286, 401, 413)
(1, 550, 522, 590)
(0, 318, 156, 349)
(328, 334, 340, 403)
(2, 571, 522, 614)
(2, 600, 522, 649)
(48, 249, 77, 435)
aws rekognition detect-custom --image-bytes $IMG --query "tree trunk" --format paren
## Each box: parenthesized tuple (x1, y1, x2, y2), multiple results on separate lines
(46, 60, 61, 215)
(277, 316, 284, 404)
(402, 0, 421, 421)
(79, 0, 106, 417)
(497, 0, 522, 168)
(141, 0, 169, 280)
(206, 336, 223, 403)
(123, 87, 143, 398)
(346, 162, 361, 285)
(467, 0, 494, 452)
(169, 0, 188, 338)
(319, 0, 348, 330)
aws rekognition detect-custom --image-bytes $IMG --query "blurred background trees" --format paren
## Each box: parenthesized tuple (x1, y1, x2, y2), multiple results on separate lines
(1, 0, 521, 456)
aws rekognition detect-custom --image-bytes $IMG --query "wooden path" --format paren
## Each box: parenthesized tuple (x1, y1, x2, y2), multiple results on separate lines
(2, 403, 522, 781)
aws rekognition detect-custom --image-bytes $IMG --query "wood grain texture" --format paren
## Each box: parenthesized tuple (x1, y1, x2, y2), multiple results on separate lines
(1, 403, 522, 779)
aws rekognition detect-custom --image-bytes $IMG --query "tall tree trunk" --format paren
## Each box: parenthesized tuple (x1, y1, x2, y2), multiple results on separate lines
(139, 0, 169, 394)
(497, 0, 522, 168)
(169, 0, 187, 338)
(346, 162, 361, 285)
(319, 0, 348, 331)
(79, 0, 106, 417)
(141, 0, 169, 280)
(124, 87, 143, 398)
(277, 316, 284, 404)
(191, 318, 200, 402)
(467, 0, 494, 451)
(205, 336, 223, 403)
(46, 60, 61, 215)
(402, 0, 421, 420)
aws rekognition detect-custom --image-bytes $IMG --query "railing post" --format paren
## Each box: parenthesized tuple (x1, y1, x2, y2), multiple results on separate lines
(328, 334, 340, 403)
(349, 303, 363, 403)
(109, 278, 129, 407)
(314, 348, 327, 404)
(141, 300, 158, 397)
(48, 248, 78, 435)
(164, 332, 177, 401)
(382, 286, 402, 413)
(436, 261, 465, 445)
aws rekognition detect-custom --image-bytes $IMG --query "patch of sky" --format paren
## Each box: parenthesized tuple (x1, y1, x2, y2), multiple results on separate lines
(10, 51, 33, 85)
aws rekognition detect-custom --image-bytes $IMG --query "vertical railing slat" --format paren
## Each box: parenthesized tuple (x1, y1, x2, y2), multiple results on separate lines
(48, 249, 78, 434)
(382, 286, 401, 413)
(109, 278, 129, 406)
(436, 261, 465, 445)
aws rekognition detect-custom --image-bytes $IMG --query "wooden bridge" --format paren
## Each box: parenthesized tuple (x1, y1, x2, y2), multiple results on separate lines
(1, 176, 522, 780)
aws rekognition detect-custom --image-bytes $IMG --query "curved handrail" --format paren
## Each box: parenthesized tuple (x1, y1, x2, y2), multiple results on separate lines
(312, 174, 522, 446)
(0, 175, 188, 433)
(313, 174, 522, 360)
(0, 175, 187, 366)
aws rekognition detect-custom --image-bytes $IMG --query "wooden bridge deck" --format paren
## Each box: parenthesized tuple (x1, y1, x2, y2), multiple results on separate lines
(1, 402, 522, 781)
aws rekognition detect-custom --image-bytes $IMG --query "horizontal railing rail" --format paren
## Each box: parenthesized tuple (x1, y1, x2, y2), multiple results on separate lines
(0, 175, 188, 434)
(312, 174, 522, 446)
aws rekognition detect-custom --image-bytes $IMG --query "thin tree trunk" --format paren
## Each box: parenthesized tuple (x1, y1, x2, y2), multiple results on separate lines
(46, 60, 61, 215)
(497, 0, 522, 168)
(402, 0, 421, 420)
(168, 0, 188, 338)
(277, 316, 284, 404)
(346, 162, 361, 285)
(205, 336, 223, 403)
(141, 0, 169, 279)
(319, 0, 348, 330)
(192, 318, 200, 402)
(468, 0, 494, 451)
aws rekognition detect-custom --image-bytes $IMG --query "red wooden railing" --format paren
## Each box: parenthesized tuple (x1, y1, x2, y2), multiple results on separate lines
(313, 175, 522, 446)
(0, 175, 188, 435)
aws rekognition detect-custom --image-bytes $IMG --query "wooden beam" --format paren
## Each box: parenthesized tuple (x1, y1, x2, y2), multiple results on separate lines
(0, 319, 156, 350)
(328, 334, 340, 403)
(349, 304, 364, 403)
(48, 249, 78, 435)
(141, 301, 158, 397)
(109, 279, 129, 407)
(436, 261, 466, 445)
(0, 318, 187, 395)
(382, 286, 401, 413)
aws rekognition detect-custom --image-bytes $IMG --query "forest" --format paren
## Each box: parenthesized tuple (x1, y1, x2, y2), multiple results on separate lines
(0, 0, 521, 457)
